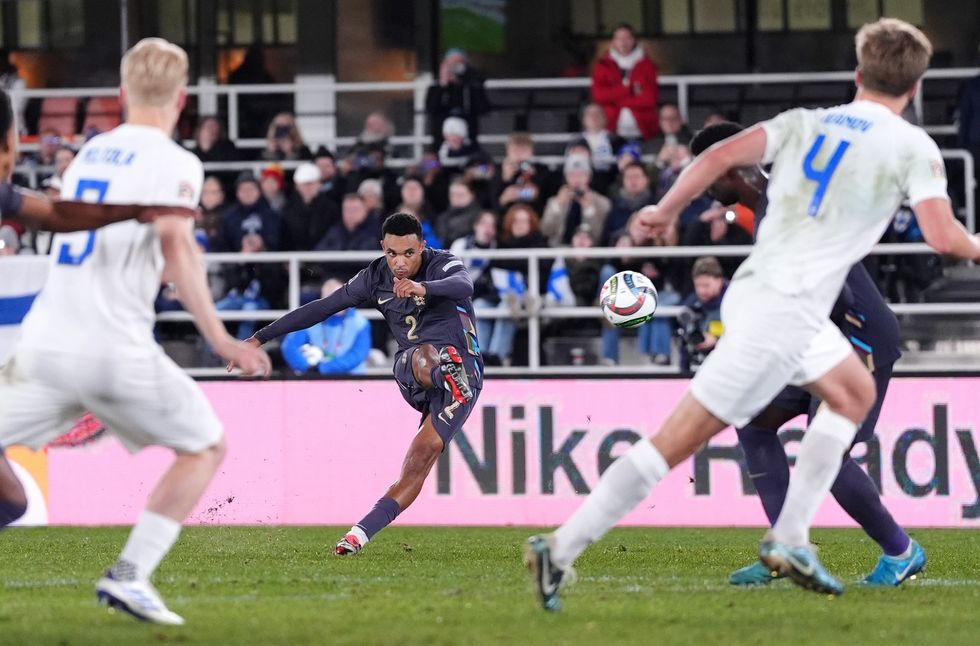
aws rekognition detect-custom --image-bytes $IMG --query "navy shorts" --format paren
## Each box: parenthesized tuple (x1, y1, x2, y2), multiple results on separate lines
(393, 347, 483, 446)
(761, 362, 893, 445)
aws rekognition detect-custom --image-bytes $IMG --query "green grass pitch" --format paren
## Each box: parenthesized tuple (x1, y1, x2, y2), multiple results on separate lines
(1, 526, 977, 645)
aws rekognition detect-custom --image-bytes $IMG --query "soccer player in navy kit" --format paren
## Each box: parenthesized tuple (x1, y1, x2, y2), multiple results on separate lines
(234, 212, 483, 555)
(689, 122, 925, 587)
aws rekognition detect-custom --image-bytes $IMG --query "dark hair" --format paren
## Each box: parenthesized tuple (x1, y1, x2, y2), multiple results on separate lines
(690, 121, 745, 157)
(612, 23, 636, 37)
(382, 212, 423, 239)
(622, 161, 647, 175)
(0, 89, 12, 146)
(314, 145, 335, 161)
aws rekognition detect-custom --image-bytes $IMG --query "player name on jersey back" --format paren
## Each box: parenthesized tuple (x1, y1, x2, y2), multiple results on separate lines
(16, 124, 204, 357)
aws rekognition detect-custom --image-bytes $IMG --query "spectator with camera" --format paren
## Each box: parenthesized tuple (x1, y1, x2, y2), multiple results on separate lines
(591, 23, 659, 142)
(497, 132, 554, 214)
(542, 153, 610, 247)
(677, 256, 728, 372)
(461, 151, 498, 210)
(281, 162, 339, 252)
(261, 112, 311, 161)
(426, 48, 489, 150)
(280, 278, 372, 375)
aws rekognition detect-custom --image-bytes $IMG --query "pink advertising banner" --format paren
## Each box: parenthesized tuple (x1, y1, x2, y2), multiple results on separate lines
(41, 378, 980, 527)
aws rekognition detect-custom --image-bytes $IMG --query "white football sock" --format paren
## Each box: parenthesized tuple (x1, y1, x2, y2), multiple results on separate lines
(118, 511, 182, 580)
(772, 408, 857, 547)
(551, 439, 669, 569)
(348, 525, 369, 546)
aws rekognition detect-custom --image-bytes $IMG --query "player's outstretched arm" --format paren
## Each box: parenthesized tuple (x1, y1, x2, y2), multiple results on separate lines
(914, 197, 980, 261)
(250, 288, 359, 345)
(658, 126, 768, 222)
(14, 187, 195, 232)
(155, 215, 271, 376)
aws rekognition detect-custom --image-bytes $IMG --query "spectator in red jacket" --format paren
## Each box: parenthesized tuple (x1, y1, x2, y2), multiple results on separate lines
(590, 24, 659, 141)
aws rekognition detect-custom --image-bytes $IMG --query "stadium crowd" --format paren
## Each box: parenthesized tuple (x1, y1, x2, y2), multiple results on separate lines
(1, 24, 973, 371)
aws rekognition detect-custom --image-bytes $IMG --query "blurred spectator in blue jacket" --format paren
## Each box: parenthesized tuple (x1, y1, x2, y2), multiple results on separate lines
(281, 278, 371, 375)
(222, 172, 282, 251)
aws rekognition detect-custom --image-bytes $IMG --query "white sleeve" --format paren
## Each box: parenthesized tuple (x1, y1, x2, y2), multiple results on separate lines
(156, 151, 204, 207)
(903, 130, 949, 206)
(759, 108, 804, 165)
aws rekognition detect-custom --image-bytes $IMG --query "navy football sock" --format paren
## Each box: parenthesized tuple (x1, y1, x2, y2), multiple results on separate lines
(355, 496, 402, 540)
(831, 457, 910, 556)
(736, 424, 790, 524)
(0, 499, 27, 526)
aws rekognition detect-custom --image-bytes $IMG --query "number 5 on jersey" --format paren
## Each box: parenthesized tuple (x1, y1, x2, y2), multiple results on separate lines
(57, 178, 110, 266)
(802, 135, 850, 217)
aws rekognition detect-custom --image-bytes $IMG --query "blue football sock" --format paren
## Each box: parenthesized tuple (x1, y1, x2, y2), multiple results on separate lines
(831, 457, 910, 556)
(355, 496, 402, 540)
(737, 424, 790, 524)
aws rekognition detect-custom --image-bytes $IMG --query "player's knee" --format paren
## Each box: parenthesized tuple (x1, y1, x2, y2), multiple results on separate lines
(207, 436, 228, 466)
(411, 344, 440, 385)
(414, 434, 445, 466)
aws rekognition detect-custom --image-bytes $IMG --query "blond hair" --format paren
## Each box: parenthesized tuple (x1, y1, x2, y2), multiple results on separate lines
(120, 38, 188, 108)
(855, 18, 932, 97)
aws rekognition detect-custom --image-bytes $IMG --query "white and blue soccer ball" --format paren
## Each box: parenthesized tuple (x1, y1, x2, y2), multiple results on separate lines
(600, 270, 658, 328)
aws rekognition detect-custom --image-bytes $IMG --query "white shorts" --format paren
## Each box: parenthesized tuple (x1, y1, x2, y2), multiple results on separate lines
(689, 273, 852, 428)
(0, 346, 222, 453)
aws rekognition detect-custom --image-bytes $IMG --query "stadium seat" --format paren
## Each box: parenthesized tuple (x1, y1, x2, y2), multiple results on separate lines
(37, 97, 79, 138)
(83, 97, 123, 135)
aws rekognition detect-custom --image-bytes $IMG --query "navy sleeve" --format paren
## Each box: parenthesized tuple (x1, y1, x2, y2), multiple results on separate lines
(254, 267, 374, 343)
(422, 254, 473, 300)
(0, 183, 25, 218)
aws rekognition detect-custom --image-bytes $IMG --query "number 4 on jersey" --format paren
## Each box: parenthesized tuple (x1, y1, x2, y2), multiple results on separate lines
(56, 178, 110, 266)
(802, 135, 850, 217)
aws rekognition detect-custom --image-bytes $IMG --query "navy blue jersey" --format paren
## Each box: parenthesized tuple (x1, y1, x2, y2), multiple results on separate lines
(256, 248, 482, 366)
(0, 182, 25, 220)
(755, 193, 901, 369)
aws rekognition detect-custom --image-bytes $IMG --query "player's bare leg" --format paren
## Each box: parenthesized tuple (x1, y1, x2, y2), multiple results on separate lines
(527, 393, 725, 610)
(0, 454, 28, 526)
(97, 437, 227, 625)
(337, 344, 473, 555)
(759, 354, 874, 594)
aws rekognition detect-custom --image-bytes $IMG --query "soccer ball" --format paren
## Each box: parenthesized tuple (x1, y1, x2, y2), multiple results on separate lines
(600, 270, 658, 328)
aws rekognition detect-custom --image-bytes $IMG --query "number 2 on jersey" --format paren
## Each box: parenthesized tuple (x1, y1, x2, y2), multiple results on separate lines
(404, 315, 419, 341)
(802, 135, 850, 217)
(56, 178, 110, 266)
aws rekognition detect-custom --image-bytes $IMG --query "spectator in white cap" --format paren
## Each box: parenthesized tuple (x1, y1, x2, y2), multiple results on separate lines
(438, 116, 481, 166)
(541, 152, 611, 247)
(280, 162, 339, 251)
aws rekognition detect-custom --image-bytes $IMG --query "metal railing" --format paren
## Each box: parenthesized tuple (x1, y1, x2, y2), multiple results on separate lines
(11, 67, 977, 152)
(149, 243, 980, 377)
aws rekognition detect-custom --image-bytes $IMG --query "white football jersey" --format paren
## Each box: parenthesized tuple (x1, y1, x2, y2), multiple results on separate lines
(18, 124, 202, 356)
(742, 100, 948, 300)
